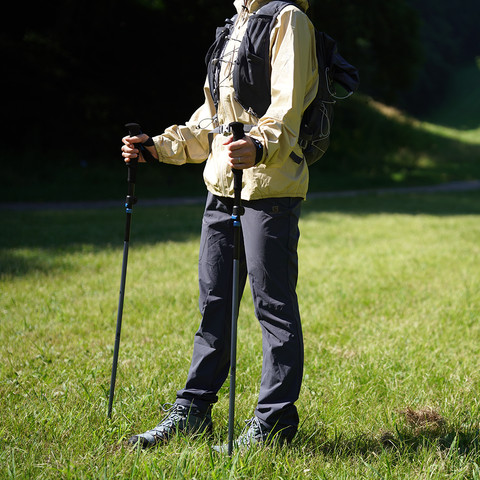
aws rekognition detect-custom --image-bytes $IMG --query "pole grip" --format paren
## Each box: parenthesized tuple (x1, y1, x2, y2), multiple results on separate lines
(230, 122, 245, 142)
(229, 122, 245, 199)
(125, 123, 142, 184)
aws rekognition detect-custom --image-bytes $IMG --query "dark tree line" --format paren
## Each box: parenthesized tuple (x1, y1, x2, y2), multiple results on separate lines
(400, 0, 480, 115)
(4, 0, 231, 155)
(309, 0, 422, 103)
(2, 0, 477, 160)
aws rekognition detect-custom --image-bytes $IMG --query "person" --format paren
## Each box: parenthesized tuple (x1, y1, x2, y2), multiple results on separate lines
(121, 0, 318, 450)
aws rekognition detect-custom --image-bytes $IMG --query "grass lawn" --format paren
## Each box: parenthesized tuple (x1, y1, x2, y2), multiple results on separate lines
(1, 191, 480, 479)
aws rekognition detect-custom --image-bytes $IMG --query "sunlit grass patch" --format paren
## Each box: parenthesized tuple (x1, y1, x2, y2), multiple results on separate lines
(1, 192, 480, 478)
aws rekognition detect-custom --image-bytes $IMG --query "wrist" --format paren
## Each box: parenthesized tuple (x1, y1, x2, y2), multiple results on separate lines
(142, 136, 154, 147)
(249, 136, 264, 165)
(140, 136, 157, 162)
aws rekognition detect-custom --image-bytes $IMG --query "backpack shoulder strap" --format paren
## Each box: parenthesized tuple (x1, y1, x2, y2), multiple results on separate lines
(205, 16, 236, 112)
(233, 1, 299, 118)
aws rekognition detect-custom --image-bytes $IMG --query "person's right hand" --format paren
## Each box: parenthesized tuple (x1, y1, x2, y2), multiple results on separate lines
(121, 134, 158, 163)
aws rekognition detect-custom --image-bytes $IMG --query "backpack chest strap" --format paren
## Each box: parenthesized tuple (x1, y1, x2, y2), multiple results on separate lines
(208, 124, 256, 154)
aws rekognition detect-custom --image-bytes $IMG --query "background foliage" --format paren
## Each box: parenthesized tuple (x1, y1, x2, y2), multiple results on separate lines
(400, 0, 480, 116)
(2, 0, 480, 200)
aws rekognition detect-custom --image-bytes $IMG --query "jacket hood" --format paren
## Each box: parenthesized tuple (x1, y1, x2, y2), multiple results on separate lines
(235, 0, 310, 14)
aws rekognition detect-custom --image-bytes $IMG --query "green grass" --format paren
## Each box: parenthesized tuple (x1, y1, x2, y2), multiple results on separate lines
(2, 191, 480, 478)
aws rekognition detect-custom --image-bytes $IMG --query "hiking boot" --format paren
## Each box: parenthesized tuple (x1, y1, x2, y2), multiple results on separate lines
(128, 403, 213, 449)
(212, 416, 290, 453)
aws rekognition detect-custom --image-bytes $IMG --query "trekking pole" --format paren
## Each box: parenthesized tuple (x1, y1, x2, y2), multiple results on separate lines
(107, 122, 142, 418)
(227, 122, 245, 455)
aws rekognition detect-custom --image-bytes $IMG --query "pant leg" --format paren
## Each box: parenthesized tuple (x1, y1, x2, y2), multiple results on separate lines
(176, 193, 247, 413)
(242, 197, 304, 438)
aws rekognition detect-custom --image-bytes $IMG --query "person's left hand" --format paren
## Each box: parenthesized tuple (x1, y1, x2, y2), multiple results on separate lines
(121, 134, 158, 163)
(224, 135, 257, 169)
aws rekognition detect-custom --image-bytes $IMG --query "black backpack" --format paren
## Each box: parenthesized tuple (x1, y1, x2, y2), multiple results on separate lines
(296, 27, 360, 165)
(206, 1, 360, 166)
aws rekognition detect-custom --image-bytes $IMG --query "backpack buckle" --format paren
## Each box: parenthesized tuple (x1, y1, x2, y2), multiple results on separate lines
(298, 126, 313, 149)
(298, 138, 309, 149)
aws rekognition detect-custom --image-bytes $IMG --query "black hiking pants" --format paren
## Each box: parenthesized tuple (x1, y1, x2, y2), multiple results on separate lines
(176, 192, 304, 438)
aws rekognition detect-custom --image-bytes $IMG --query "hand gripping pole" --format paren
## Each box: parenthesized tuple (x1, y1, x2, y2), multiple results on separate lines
(227, 122, 245, 455)
(107, 123, 142, 418)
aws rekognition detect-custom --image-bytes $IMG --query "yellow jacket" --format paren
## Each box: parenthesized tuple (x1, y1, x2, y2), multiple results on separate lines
(153, 0, 318, 201)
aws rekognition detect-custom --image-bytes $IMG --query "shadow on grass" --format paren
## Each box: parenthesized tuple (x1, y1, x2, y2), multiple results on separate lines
(2, 190, 480, 277)
(303, 190, 480, 218)
(295, 406, 480, 462)
(0, 250, 68, 277)
(296, 422, 480, 460)
(0, 204, 205, 277)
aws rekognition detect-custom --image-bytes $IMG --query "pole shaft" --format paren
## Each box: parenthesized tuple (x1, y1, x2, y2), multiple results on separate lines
(227, 121, 245, 455)
(107, 123, 143, 418)
(228, 221, 242, 455)
(108, 238, 130, 417)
